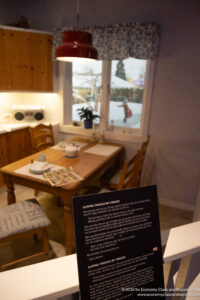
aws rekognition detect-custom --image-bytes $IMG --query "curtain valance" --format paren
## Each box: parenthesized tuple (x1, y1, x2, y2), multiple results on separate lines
(53, 22, 160, 61)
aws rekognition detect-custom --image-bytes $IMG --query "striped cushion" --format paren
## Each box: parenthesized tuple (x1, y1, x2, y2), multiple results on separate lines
(0, 199, 51, 239)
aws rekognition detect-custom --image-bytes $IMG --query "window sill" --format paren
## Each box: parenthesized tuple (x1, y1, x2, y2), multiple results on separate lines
(59, 124, 98, 136)
(59, 125, 146, 144)
(104, 130, 145, 143)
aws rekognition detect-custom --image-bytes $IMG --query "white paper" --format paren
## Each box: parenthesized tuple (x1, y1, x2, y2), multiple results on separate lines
(84, 144, 120, 156)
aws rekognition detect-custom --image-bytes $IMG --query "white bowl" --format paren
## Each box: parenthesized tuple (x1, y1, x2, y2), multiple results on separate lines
(65, 145, 79, 158)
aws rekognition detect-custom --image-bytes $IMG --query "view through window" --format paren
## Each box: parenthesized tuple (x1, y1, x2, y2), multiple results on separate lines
(72, 61, 102, 125)
(109, 58, 147, 129)
(69, 57, 150, 137)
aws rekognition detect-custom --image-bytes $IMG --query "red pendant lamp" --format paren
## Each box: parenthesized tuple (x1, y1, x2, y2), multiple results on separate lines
(56, 31, 98, 62)
(56, 0, 98, 62)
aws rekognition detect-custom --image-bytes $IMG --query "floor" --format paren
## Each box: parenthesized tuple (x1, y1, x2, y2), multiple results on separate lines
(0, 185, 193, 298)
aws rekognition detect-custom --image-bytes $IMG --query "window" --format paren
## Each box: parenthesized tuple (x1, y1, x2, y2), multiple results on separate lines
(60, 57, 155, 142)
(109, 58, 146, 129)
(72, 60, 102, 125)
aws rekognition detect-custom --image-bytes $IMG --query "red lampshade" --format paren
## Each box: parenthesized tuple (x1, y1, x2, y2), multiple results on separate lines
(56, 31, 98, 62)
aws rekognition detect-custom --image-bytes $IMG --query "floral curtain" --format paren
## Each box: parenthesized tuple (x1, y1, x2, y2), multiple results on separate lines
(53, 22, 160, 61)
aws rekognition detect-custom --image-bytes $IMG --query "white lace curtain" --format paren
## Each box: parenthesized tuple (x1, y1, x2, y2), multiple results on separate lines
(53, 22, 160, 60)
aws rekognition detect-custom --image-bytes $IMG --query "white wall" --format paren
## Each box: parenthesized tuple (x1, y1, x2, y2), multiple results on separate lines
(144, 1, 200, 209)
(0, 92, 60, 124)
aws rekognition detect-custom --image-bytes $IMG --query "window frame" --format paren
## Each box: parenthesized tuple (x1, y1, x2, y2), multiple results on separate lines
(58, 59, 155, 143)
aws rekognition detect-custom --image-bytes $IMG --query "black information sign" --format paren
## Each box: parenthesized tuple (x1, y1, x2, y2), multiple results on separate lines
(73, 185, 165, 299)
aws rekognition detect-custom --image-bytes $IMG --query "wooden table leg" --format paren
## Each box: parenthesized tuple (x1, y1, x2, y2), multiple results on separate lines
(3, 174, 16, 205)
(62, 191, 75, 255)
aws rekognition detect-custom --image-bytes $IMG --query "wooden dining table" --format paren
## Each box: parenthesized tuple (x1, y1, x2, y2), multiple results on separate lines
(0, 140, 124, 255)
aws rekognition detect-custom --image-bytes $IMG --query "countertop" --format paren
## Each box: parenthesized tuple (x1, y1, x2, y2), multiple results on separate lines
(0, 122, 58, 133)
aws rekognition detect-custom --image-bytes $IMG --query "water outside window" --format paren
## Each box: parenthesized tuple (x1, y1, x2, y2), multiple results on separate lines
(72, 61, 102, 125)
(109, 58, 147, 129)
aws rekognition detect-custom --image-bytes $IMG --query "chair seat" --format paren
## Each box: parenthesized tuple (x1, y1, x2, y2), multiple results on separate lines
(0, 199, 51, 239)
(99, 167, 121, 187)
(99, 188, 110, 193)
(109, 169, 121, 185)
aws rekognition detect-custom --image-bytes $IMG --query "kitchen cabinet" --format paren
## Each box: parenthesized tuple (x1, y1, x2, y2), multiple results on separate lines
(7, 127, 32, 163)
(0, 27, 53, 91)
(0, 134, 9, 185)
(0, 127, 32, 186)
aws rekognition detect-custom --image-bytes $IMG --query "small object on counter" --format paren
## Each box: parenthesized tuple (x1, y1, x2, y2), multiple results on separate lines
(72, 121, 80, 126)
(0, 113, 12, 124)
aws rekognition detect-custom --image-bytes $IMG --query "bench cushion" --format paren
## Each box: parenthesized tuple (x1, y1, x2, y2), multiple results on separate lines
(0, 199, 51, 239)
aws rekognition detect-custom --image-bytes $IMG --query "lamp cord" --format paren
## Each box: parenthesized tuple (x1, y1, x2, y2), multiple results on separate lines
(76, 0, 79, 27)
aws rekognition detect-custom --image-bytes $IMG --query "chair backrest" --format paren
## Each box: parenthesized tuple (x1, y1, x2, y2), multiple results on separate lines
(117, 136, 150, 190)
(116, 153, 138, 190)
(29, 124, 55, 153)
(134, 135, 150, 185)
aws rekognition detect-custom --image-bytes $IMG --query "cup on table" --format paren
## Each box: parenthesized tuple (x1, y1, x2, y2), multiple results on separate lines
(37, 153, 46, 162)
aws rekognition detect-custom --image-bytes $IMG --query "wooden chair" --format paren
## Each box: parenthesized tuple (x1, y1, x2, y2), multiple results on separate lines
(29, 123, 55, 153)
(133, 135, 150, 187)
(29, 124, 55, 197)
(100, 136, 150, 191)
(0, 198, 51, 270)
(100, 152, 140, 191)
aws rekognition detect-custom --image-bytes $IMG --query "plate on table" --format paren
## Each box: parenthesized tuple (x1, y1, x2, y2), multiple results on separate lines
(29, 162, 51, 174)
(65, 155, 78, 159)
